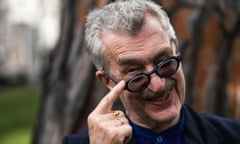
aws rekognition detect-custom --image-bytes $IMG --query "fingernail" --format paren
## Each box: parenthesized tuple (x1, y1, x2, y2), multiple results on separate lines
(119, 80, 125, 85)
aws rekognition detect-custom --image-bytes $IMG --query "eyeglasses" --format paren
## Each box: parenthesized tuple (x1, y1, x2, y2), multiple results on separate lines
(104, 55, 182, 93)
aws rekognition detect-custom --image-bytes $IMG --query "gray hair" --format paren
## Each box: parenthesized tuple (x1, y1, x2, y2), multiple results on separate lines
(84, 0, 176, 70)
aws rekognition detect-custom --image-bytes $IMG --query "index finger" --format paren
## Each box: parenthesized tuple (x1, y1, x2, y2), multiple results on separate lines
(94, 80, 125, 114)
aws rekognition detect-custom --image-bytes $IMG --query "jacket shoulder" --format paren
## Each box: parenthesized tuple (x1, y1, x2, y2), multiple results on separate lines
(201, 111, 240, 138)
(183, 105, 240, 143)
(62, 129, 89, 144)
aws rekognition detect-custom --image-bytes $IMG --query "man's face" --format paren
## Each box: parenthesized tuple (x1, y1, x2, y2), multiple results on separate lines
(100, 15, 185, 132)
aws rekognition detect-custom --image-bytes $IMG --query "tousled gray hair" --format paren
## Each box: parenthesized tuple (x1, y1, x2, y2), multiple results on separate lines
(84, 0, 176, 70)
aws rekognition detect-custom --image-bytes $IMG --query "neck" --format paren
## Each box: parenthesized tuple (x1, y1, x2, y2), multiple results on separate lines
(127, 111, 181, 133)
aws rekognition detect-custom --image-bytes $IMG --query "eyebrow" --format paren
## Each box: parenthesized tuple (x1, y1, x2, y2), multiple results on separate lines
(118, 57, 143, 66)
(152, 47, 173, 62)
(118, 47, 173, 66)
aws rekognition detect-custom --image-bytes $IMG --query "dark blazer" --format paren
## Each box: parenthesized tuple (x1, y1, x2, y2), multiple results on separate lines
(62, 104, 240, 144)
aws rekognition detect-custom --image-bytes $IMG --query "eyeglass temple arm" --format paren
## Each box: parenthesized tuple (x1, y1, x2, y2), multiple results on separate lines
(102, 71, 118, 84)
(177, 55, 182, 61)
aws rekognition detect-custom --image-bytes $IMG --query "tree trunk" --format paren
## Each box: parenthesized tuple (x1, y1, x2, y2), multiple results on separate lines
(32, 0, 240, 143)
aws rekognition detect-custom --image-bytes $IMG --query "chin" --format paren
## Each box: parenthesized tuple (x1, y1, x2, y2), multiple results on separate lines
(147, 105, 181, 125)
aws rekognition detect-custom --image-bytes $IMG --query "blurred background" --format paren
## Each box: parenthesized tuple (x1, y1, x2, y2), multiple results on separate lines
(0, 0, 239, 144)
(0, 0, 59, 143)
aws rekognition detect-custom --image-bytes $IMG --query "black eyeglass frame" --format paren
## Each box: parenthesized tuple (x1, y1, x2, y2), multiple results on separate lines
(103, 55, 182, 93)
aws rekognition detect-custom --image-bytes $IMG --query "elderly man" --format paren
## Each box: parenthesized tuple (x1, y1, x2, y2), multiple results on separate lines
(63, 0, 240, 144)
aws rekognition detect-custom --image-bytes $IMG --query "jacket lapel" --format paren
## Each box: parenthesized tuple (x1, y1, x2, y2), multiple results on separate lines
(183, 105, 224, 144)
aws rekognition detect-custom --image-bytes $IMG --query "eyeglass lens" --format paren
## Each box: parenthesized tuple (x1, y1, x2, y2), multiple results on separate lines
(157, 57, 178, 77)
(127, 74, 150, 92)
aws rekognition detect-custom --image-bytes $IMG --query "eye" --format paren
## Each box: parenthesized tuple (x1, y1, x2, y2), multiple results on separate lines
(127, 67, 139, 73)
(160, 60, 172, 68)
(155, 59, 165, 67)
(156, 56, 171, 67)
(124, 67, 142, 75)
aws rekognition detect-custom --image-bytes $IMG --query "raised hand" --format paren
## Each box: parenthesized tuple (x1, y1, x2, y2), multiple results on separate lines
(87, 81, 132, 144)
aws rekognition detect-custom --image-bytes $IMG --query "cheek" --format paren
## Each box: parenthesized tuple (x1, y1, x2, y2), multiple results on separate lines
(176, 70, 186, 101)
(120, 92, 142, 107)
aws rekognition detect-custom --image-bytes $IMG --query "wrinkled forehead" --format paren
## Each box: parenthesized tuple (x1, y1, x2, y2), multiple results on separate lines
(100, 19, 176, 71)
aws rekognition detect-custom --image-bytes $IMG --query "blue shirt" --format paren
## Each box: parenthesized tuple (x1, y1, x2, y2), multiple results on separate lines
(129, 112, 185, 144)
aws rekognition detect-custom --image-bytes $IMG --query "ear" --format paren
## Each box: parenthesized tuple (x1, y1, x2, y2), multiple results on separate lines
(174, 38, 179, 47)
(171, 38, 179, 54)
(96, 71, 113, 90)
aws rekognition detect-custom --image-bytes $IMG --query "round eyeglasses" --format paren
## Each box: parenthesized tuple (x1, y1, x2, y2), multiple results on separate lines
(104, 55, 182, 93)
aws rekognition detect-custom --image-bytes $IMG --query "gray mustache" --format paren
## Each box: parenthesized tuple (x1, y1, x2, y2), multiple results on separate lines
(141, 80, 175, 100)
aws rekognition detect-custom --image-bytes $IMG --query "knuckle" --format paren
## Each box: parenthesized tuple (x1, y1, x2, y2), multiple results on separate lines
(118, 111, 124, 116)
(87, 113, 94, 122)
(87, 113, 99, 124)
(125, 124, 133, 132)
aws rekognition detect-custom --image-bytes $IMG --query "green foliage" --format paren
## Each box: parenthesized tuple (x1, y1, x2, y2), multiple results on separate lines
(0, 85, 41, 144)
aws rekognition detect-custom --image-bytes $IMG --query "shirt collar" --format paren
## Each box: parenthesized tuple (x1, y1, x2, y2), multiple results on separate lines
(128, 110, 185, 144)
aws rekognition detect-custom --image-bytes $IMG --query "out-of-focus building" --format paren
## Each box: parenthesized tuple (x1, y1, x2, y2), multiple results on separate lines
(0, 0, 60, 84)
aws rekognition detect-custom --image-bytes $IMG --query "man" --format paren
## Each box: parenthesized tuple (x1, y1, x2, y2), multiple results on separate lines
(63, 0, 240, 143)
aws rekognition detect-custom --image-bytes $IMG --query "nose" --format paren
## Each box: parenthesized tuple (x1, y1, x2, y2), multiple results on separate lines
(147, 73, 166, 92)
